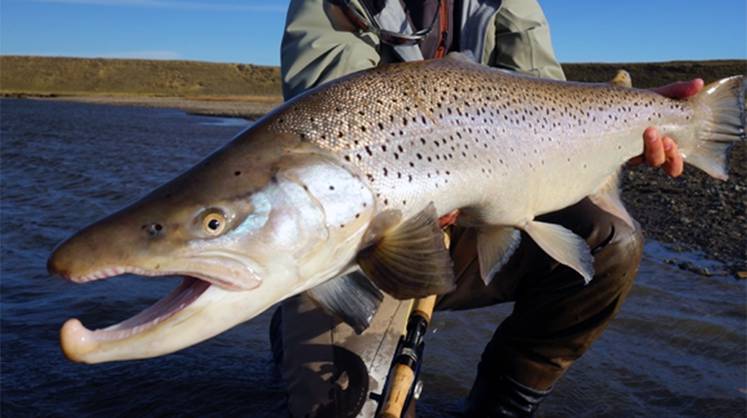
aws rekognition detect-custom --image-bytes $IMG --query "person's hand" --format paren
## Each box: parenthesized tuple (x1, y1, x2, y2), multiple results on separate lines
(628, 79, 704, 177)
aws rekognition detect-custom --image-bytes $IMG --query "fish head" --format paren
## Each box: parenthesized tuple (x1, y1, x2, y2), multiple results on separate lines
(47, 124, 376, 363)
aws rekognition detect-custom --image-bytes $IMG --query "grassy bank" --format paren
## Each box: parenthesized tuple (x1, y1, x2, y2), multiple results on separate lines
(0, 56, 282, 97)
(563, 60, 746, 88)
(3, 56, 745, 98)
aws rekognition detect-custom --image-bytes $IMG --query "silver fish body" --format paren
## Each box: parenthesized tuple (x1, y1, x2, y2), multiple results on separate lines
(272, 56, 721, 228)
(48, 53, 745, 363)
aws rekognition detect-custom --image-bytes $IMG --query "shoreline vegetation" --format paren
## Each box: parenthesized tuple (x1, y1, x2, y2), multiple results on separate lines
(2, 56, 745, 275)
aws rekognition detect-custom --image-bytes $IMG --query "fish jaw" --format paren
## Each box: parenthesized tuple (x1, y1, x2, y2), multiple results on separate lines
(59, 276, 295, 363)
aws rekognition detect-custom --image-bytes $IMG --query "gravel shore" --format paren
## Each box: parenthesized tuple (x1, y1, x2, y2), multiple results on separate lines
(622, 141, 745, 276)
(27, 94, 746, 276)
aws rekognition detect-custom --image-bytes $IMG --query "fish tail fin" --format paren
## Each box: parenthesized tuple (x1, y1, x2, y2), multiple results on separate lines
(685, 76, 745, 180)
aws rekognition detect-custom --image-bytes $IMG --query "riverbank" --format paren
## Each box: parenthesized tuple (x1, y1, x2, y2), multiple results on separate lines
(15, 94, 282, 120)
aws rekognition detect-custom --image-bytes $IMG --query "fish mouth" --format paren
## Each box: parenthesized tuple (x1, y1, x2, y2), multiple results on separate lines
(60, 271, 214, 361)
(51, 240, 283, 364)
(56, 262, 263, 363)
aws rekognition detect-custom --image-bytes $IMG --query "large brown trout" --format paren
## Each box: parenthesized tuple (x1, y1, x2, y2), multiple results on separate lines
(48, 53, 745, 363)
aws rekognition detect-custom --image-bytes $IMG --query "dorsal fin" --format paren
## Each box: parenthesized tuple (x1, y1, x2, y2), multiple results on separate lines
(610, 70, 632, 88)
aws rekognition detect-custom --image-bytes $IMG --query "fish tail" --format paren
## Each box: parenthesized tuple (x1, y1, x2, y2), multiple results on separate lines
(685, 76, 745, 180)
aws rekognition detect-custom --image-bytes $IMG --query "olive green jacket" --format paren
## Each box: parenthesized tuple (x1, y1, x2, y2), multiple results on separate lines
(281, 0, 566, 100)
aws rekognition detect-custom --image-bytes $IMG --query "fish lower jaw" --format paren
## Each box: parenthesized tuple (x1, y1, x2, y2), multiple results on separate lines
(61, 276, 211, 363)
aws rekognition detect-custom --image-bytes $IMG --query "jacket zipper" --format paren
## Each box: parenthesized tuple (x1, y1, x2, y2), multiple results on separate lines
(434, 0, 449, 58)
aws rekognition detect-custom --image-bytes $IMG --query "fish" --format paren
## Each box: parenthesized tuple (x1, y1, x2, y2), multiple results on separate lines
(47, 53, 745, 364)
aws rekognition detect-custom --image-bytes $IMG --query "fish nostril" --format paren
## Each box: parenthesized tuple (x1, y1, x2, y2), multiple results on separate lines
(143, 223, 164, 237)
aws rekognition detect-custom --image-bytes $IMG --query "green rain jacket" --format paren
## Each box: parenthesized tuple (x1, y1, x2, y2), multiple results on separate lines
(281, 0, 566, 101)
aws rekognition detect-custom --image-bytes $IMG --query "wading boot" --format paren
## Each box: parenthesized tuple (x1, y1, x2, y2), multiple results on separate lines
(463, 371, 552, 418)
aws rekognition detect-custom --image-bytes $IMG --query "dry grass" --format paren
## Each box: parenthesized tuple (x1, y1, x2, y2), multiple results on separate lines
(2, 56, 744, 99)
(562, 60, 746, 87)
(0, 56, 281, 97)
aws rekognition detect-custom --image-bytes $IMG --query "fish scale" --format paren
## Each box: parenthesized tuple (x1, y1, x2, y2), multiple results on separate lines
(269, 56, 693, 225)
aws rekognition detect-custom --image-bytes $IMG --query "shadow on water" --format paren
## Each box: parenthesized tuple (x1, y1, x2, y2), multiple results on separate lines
(1, 99, 745, 417)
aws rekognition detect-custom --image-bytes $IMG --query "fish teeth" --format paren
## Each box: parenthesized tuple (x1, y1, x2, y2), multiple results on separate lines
(72, 266, 138, 282)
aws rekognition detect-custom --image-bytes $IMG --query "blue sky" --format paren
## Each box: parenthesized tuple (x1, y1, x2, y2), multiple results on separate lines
(1, 0, 745, 65)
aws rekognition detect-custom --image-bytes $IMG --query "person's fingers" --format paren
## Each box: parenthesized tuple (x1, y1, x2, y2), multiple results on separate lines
(627, 155, 644, 166)
(643, 127, 666, 167)
(662, 137, 684, 177)
(652, 79, 704, 99)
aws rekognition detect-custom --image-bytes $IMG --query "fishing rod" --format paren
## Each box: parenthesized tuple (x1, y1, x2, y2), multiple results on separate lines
(375, 295, 436, 418)
(374, 217, 454, 418)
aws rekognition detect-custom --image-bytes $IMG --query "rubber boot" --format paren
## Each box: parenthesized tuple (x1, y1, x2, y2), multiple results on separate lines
(463, 370, 552, 418)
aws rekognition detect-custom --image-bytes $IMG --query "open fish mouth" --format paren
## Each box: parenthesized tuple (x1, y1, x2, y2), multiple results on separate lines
(62, 276, 209, 343)
(58, 267, 238, 362)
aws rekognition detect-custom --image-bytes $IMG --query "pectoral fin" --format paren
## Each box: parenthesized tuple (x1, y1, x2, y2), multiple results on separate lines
(477, 226, 521, 285)
(307, 271, 384, 334)
(356, 203, 455, 299)
(589, 170, 635, 228)
(524, 220, 594, 283)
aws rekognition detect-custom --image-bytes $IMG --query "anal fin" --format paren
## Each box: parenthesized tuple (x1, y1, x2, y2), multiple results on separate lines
(307, 271, 384, 334)
(524, 220, 594, 283)
(356, 203, 455, 299)
(589, 170, 635, 228)
(477, 226, 521, 285)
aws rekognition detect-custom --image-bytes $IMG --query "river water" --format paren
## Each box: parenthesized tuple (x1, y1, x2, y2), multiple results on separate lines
(1, 99, 745, 417)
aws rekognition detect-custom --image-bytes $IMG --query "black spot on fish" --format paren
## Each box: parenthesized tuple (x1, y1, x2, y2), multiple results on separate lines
(234, 171, 242, 176)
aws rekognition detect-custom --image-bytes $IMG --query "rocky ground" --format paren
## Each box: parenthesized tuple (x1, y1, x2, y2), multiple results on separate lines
(622, 141, 746, 277)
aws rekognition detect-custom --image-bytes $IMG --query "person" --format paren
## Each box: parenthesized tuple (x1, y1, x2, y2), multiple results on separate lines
(273, 0, 702, 416)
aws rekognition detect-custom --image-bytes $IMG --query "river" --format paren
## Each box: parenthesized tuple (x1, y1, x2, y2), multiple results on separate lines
(1, 99, 744, 417)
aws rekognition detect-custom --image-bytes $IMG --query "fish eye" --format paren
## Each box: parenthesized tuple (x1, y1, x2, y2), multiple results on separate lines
(202, 212, 226, 236)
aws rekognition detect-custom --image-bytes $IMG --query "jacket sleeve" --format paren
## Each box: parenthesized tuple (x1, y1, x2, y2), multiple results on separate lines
(489, 0, 566, 81)
(281, 0, 382, 100)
